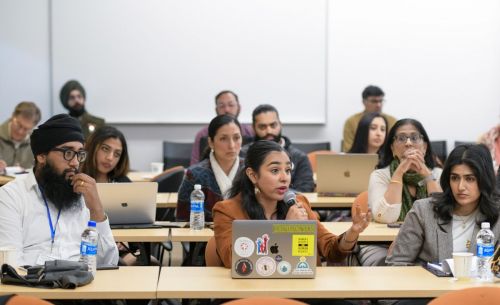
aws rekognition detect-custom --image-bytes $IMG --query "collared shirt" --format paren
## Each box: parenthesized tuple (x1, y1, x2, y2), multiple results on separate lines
(0, 171, 118, 266)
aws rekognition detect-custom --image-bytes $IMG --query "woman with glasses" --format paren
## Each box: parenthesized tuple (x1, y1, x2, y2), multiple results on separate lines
(357, 118, 443, 266)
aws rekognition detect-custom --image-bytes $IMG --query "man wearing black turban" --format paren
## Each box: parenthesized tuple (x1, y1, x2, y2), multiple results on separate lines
(0, 114, 118, 266)
(59, 80, 105, 139)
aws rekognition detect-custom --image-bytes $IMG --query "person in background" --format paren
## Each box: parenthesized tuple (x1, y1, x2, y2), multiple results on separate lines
(177, 114, 244, 222)
(59, 80, 105, 139)
(81, 125, 130, 183)
(348, 112, 388, 156)
(190, 90, 253, 165)
(342, 85, 396, 152)
(386, 144, 500, 305)
(213, 140, 371, 268)
(358, 118, 443, 266)
(478, 123, 500, 175)
(0, 102, 41, 173)
(241, 104, 315, 192)
(0, 114, 118, 266)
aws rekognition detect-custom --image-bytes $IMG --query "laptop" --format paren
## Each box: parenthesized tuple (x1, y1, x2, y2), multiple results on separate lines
(97, 182, 159, 228)
(231, 220, 317, 278)
(316, 153, 378, 196)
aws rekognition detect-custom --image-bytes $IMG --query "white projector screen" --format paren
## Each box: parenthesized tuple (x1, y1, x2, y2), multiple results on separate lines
(51, 0, 327, 124)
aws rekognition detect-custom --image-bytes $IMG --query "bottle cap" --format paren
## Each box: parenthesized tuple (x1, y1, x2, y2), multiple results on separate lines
(194, 184, 202, 190)
(481, 222, 490, 229)
(88, 220, 97, 227)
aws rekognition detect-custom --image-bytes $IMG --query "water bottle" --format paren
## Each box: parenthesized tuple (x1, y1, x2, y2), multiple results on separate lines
(476, 222, 495, 282)
(190, 184, 205, 231)
(79, 220, 98, 277)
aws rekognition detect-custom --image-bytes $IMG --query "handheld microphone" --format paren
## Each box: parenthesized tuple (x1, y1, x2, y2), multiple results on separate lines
(283, 191, 297, 207)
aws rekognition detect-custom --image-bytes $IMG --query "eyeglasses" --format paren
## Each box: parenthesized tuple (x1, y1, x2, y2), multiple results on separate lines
(393, 133, 424, 144)
(12, 117, 35, 134)
(51, 148, 87, 163)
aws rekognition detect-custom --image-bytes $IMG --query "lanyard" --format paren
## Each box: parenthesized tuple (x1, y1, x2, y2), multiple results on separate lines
(38, 186, 61, 250)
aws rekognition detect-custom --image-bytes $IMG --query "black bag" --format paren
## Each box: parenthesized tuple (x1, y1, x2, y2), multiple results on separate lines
(1, 260, 93, 289)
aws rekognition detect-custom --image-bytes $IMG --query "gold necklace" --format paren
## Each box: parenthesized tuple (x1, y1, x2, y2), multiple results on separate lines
(455, 213, 475, 229)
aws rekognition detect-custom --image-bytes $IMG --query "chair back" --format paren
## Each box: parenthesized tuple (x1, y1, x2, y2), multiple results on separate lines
(162, 141, 193, 168)
(3, 295, 54, 305)
(307, 150, 336, 173)
(292, 142, 331, 154)
(205, 236, 223, 267)
(429, 287, 500, 305)
(454, 140, 475, 148)
(351, 191, 368, 216)
(152, 165, 185, 193)
(223, 297, 307, 305)
(430, 140, 447, 164)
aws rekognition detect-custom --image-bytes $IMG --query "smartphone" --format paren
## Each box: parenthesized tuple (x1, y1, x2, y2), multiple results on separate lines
(97, 264, 119, 270)
(387, 222, 402, 228)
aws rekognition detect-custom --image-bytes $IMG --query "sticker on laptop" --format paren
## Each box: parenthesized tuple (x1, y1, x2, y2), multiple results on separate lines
(255, 256, 276, 277)
(235, 258, 253, 276)
(292, 256, 314, 276)
(234, 237, 255, 258)
(270, 243, 279, 254)
(255, 234, 270, 255)
(292, 234, 315, 257)
(277, 261, 292, 275)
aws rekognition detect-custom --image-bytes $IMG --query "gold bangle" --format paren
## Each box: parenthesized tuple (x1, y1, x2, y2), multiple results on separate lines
(390, 179, 402, 185)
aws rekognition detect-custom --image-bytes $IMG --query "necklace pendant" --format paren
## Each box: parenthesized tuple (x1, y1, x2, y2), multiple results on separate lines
(466, 240, 471, 249)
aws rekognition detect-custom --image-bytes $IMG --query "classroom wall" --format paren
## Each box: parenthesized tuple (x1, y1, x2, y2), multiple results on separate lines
(1, 0, 499, 171)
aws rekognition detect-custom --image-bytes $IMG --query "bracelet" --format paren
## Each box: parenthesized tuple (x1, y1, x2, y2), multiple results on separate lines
(343, 234, 357, 243)
(390, 179, 402, 185)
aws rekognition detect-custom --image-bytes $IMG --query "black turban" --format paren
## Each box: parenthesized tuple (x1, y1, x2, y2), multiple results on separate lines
(30, 114, 84, 156)
(59, 80, 86, 110)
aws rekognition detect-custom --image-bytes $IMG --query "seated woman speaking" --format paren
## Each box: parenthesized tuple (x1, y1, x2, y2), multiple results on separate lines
(176, 114, 244, 222)
(213, 140, 371, 268)
(387, 144, 500, 266)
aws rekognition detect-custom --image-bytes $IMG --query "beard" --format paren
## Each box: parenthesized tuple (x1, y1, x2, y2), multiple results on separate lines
(255, 131, 282, 143)
(38, 162, 82, 211)
(69, 105, 85, 118)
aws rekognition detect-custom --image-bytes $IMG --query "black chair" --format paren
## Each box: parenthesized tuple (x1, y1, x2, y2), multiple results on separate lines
(163, 141, 193, 168)
(430, 140, 447, 165)
(454, 141, 475, 148)
(199, 135, 253, 160)
(292, 141, 331, 154)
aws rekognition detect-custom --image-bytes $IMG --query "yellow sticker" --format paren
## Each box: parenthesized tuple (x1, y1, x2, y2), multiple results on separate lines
(292, 235, 315, 257)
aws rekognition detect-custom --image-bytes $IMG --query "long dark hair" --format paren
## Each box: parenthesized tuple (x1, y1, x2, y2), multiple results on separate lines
(377, 118, 436, 169)
(82, 125, 130, 180)
(433, 144, 500, 224)
(229, 140, 291, 219)
(201, 114, 242, 160)
(348, 112, 388, 155)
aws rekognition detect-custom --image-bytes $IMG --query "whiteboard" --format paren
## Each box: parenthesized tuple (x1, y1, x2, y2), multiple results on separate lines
(51, 0, 326, 124)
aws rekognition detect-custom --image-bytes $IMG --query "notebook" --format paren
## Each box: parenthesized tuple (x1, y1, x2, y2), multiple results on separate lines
(231, 220, 317, 278)
(97, 182, 158, 228)
(316, 153, 378, 196)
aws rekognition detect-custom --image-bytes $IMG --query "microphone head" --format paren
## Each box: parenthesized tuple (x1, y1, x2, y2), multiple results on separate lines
(283, 190, 296, 206)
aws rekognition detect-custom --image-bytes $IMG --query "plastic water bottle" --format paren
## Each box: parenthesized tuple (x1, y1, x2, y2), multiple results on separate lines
(190, 184, 205, 231)
(476, 222, 495, 282)
(79, 220, 98, 277)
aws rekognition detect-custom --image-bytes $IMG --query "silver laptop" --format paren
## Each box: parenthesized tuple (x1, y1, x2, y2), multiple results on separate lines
(316, 153, 378, 196)
(232, 220, 317, 279)
(97, 182, 158, 227)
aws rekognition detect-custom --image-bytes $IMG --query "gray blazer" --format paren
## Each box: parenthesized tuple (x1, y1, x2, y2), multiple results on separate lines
(386, 197, 500, 266)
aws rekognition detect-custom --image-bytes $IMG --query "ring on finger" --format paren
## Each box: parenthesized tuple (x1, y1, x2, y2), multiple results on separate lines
(80, 180, 84, 187)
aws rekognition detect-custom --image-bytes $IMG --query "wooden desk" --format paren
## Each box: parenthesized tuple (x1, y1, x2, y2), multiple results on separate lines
(0, 175, 15, 186)
(322, 222, 399, 242)
(0, 266, 159, 300)
(112, 228, 170, 242)
(157, 266, 498, 299)
(156, 192, 173, 208)
(159, 192, 354, 209)
(170, 228, 213, 242)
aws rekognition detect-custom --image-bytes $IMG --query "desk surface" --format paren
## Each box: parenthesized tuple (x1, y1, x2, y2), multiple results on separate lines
(0, 266, 159, 299)
(157, 266, 497, 299)
(112, 228, 170, 242)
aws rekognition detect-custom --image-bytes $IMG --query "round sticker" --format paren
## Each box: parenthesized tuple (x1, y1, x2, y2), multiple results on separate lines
(255, 256, 276, 277)
(275, 255, 283, 262)
(234, 237, 255, 258)
(277, 261, 292, 275)
(235, 258, 253, 276)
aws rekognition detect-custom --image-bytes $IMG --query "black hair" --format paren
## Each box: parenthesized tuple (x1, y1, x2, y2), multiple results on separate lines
(215, 90, 239, 104)
(377, 118, 436, 169)
(432, 144, 500, 225)
(348, 112, 388, 155)
(362, 85, 384, 100)
(229, 140, 291, 219)
(201, 114, 242, 160)
(252, 104, 280, 125)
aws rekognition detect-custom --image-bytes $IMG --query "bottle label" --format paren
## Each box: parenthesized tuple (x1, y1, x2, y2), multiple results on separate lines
(80, 241, 98, 256)
(477, 244, 494, 258)
(191, 200, 204, 213)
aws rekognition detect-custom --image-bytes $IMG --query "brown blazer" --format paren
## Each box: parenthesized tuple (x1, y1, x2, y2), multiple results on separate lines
(213, 194, 353, 268)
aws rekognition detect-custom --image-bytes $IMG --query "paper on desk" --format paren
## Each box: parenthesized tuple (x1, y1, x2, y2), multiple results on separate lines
(433, 257, 478, 277)
(5, 166, 24, 176)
